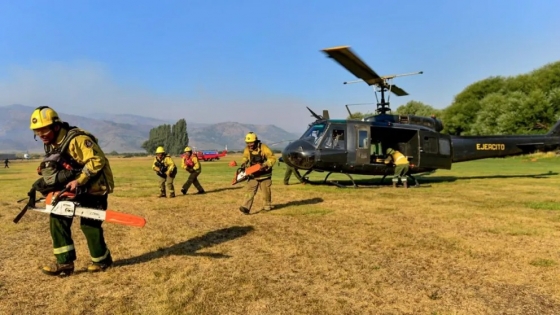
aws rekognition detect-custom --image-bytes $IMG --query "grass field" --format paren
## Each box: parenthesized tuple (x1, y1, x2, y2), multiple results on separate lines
(1, 153, 560, 314)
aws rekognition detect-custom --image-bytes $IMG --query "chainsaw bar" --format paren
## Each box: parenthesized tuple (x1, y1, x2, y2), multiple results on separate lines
(27, 201, 146, 227)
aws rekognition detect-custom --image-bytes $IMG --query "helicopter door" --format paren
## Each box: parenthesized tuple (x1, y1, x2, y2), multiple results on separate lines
(355, 125, 370, 164)
(417, 130, 452, 169)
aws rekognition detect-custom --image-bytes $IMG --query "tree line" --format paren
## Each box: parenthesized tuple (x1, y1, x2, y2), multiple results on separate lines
(142, 119, 189, 155)
(347, 61, 560, 136)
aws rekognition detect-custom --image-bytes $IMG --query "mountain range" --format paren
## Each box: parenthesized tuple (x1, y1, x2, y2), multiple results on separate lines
(0, 104, 301, 153)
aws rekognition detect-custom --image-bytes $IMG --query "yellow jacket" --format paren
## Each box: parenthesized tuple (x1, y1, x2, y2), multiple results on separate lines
(384, 150, 409, 166)
(182, 154, 201, 173)
(241, 142, 276, 178)
(48, 128, 114, 195)
(152, 155, 176, 175)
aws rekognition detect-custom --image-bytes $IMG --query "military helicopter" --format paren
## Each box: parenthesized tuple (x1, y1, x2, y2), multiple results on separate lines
(281, 45, 560, 187)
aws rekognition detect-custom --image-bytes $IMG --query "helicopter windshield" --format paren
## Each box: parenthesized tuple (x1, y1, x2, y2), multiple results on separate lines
(300, 123, 327, 146)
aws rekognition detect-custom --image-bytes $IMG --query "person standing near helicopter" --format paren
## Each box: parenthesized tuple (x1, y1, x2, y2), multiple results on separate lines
(384, 147, 410, 188)
(238, 132, 277, 214)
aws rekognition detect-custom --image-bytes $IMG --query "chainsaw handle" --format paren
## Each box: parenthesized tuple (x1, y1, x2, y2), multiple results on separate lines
(13, 187, 37, 224)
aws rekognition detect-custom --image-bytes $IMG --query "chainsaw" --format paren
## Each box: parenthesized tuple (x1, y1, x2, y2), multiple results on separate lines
(13, 188, 146, 228)
(231, 164, 262, 185)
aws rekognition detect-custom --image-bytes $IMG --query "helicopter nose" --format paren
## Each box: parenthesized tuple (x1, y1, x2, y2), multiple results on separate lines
(282, 140, 315, 170)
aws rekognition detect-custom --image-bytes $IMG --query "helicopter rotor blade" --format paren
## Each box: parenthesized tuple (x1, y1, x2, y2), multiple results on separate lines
(322, 46, 383, 86)
(306, 106, 323, 121)
(389, 84, 408, 96)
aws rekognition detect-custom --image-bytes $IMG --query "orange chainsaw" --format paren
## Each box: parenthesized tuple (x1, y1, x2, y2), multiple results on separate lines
(13, 189, 146, 228)
(232, 164, 262, 185)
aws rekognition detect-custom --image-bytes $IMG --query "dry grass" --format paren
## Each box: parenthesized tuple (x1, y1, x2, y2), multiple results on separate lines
(1, 154, 560, 314)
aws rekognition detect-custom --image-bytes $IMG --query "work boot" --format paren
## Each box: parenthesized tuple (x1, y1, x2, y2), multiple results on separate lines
(87, 256, 113, 273)
(392, 181, 398, 188)
(403, 181, 409, 189)
(196, 190, 206, 194)
(181, 188, 187, 195)
(169, 192, 176, 198)
(42, 262, 75, 277)
(284, 182, 289, 185)
(158, 191, 166, 198)
(239, 206, 250, 215)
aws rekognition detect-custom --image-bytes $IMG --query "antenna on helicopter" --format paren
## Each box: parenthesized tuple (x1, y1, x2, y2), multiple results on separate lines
(322, 46, 423, 115)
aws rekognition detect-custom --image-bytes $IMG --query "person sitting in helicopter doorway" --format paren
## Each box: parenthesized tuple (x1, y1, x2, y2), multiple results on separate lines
(152, 146, 177, 198)
(384, 147, 410, 188)
(238, 132, 277, 214)
(180, 146, 205, 195)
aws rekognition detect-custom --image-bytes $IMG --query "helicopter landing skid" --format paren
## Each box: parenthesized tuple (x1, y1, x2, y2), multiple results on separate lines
(323, 172, 358, 188)
(293, 169, 358, 188)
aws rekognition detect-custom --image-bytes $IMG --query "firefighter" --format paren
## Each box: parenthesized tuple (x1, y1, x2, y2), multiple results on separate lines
(284, 165, 294, 185)
(180, 146, 205, 195)
(384, 147, 410, 188)
(238, 132, 277, 214)
(152, 146, 177, 198)
(29, 106, 115, 276)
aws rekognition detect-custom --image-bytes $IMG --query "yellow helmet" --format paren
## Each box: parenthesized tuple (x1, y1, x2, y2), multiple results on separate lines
(184, 146, 192, 152)
(155, 146, 165, 154)
(29, 106, 61, 130)
(245, 132, 257, 143)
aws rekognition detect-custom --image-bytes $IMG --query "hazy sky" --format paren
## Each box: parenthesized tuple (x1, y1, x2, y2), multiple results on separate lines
(0, 0, 558, 133)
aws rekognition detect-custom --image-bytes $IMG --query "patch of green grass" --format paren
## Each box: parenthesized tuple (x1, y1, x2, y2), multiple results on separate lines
(530, 258, 557, 267)
(272, 206, 333, 216)
(526, 201, 560, 211)
(484, 224, 542, 236)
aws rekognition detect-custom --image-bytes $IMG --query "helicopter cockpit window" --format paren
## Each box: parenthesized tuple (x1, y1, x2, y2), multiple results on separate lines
(323, 129, 345, 149)
(301, 124, 326, 145)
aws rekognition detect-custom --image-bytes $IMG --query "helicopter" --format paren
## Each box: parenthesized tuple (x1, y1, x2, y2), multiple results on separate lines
(281, 45, 560, 187)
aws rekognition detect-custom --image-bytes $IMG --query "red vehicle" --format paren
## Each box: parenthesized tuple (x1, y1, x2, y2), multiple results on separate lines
(194, 147, 227, 161)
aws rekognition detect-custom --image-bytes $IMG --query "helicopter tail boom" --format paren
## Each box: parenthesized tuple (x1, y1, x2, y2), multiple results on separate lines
(451, 122, 560, 163)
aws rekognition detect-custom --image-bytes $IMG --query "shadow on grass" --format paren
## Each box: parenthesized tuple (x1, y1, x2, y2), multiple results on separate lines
(204, 186, 243, 194)
(114, 225, 254, 267)
(416, 171, 558, 184)
(180, 185, 243, 196)
(260, 197, 324, 213)
(300, 171, 558, 187)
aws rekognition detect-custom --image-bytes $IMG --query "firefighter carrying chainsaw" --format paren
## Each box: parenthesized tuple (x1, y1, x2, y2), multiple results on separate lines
(27, 106, 115, 276)
(152, 146, 177, 198)
(238, 132, 277, 215)
(180, 146, 205, 195)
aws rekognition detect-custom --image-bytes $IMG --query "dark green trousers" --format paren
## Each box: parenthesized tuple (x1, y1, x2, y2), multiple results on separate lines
(50, 194, 111, 264)
(182, 171, 204, 193)
(392, 164, 410, 183)
(284, 166, 294, 184)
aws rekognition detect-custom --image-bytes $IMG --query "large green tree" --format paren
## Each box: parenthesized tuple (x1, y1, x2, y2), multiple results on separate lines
(142, 119, 189, 155)
(346, 111, 375, 120)
(442, 61, 560, 135)
(395, 100, 442, 117)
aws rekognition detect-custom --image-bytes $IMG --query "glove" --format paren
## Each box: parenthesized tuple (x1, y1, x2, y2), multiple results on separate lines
(260, 163, 268, 170)
(154, 167, 161, 172)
